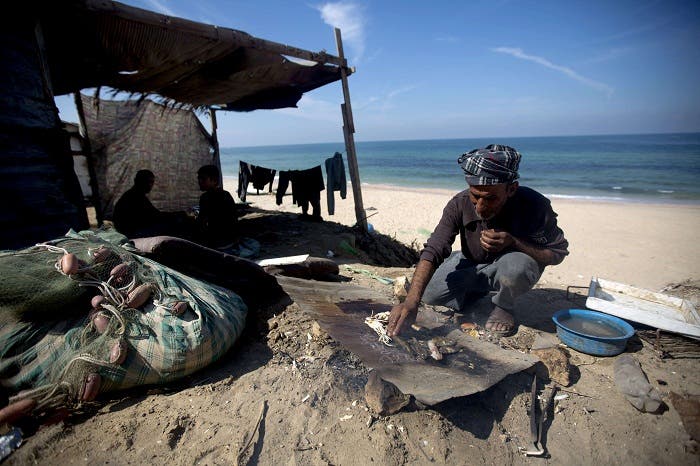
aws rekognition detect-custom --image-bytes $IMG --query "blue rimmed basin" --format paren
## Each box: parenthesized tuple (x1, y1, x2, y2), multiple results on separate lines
(552, 309, 635, 356)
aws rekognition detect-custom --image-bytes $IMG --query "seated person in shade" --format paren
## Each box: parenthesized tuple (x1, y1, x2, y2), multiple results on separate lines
(196, 165, 239, 249)
(113, 170, 166, 238)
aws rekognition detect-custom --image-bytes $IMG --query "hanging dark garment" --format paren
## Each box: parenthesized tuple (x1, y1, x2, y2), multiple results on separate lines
(237, 161, 252, 201)
(251, 165, 276, 192)
(324, 152, 347, 215)
(291, 165, 324, 219)
(276, 170, 292, 205)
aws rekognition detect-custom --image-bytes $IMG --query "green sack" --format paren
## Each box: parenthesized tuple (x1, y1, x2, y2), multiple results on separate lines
(0, 229, 247, 410)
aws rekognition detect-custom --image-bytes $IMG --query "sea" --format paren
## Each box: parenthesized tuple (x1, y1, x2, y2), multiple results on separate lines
(220, 133, 700, 204)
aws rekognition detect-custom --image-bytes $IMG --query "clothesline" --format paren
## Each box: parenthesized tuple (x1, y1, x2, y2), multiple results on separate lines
(236, 152, 347, 217)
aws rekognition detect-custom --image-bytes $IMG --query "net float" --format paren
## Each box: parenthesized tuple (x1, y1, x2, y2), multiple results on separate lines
(92, 312, 110, 334)
(91, 246, 115, 264)
(0, 398, 37, 425)
(80, 373, 101, 402)
(109, 339, 127, 365)
(60, 253, 79, 275)
(91, 295, 106, 309)
(126, 284, 152, 308)
(171, 301, 188, 316)
(110, 263, 131, 284)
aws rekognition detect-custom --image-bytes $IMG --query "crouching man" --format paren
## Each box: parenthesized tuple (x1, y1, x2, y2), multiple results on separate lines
(387, 144, 569, 337)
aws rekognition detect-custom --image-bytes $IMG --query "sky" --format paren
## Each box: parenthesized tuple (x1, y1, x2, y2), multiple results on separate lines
(54, 0, 700, 147)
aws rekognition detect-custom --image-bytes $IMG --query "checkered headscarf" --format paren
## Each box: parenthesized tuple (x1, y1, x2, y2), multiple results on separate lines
(457, 144, 521, 185)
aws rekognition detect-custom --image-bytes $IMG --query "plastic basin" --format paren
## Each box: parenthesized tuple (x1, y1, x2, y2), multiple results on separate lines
(552, 309, 635, 356)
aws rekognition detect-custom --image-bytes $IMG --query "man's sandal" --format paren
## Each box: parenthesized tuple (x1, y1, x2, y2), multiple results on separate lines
(485, 306, 517, 337)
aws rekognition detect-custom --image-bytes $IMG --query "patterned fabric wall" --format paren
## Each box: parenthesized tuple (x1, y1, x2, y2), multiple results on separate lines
(81, 95, 214, 217)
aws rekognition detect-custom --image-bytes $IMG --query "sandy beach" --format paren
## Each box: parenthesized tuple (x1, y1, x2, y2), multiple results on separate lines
(7, 182, 700, 466)
(230, 180, 700, 292)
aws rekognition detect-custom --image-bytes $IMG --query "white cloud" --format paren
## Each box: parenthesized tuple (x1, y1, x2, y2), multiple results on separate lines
(144, 0, 176, 16)
(493, 47, 614, 98)
(316, 2, 366, 63)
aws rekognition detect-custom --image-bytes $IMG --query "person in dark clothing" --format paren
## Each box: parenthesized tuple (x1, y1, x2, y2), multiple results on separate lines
(113, 170, 166, 238)
(197, 165, 238, 249)
(387, 144, 569, 338)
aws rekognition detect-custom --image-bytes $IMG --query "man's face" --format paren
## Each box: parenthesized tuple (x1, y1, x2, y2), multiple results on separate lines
(198, 175, 215, 191)
(468, 182, 518, 220)
(144, 176, 155, 194)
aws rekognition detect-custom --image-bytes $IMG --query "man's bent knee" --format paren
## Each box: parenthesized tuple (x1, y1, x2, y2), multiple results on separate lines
(495, 252, 541, 288)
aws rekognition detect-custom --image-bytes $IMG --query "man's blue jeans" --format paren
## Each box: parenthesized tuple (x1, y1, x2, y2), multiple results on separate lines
(422, 251, 542, 312)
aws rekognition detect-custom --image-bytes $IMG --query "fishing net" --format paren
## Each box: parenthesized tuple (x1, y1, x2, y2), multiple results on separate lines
(0, 229, 247, 412)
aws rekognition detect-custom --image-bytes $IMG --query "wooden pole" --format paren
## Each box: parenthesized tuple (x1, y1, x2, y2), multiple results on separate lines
(334, 28, 367, 232)
(209, 108, 222, 186)
(73, 92, 104, 225)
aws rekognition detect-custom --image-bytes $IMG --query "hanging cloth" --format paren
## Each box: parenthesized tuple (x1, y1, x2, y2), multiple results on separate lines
(291, 165, 324, 218)
(237, 161, 252, 201)
(324, 152, 347, 215)
(276, 170, 292, 205)
(251, 165, 276, 192)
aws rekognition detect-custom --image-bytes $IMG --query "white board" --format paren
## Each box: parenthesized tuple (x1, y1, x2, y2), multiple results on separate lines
(256, 254, 309, 266)
(586, 277, 700, 339)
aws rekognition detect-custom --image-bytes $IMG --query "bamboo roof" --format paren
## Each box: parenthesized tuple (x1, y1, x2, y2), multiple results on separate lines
(41, 0, 350, 111)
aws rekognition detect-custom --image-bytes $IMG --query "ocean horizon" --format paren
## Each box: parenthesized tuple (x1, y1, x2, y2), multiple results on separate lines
(220, 132, 700, 204)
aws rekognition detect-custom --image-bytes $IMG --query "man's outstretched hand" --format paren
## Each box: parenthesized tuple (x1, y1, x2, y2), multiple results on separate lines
(387, 302, 418, 337)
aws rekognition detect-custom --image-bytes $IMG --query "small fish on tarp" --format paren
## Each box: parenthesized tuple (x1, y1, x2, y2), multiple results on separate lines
(364, 312, 460, 361)
(277, 276, 538, 406)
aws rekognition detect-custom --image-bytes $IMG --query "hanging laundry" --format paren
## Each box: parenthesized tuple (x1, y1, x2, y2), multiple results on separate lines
(251, 165, 276, 192)
(324, 152, 347, 215)
(238, 161, 276, 201)
(237, 161, 252, 201)
(291, 165, 325, 220)
(276, 170, 292, 205)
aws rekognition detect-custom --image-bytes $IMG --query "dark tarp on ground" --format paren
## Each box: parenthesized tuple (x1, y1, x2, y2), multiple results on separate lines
(80, 95, 214, 218)
(40, 0, 347, 110)
(277, 277, 538, 406)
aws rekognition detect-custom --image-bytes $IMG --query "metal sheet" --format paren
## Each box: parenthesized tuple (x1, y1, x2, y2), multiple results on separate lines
(278, 277, 538, 405)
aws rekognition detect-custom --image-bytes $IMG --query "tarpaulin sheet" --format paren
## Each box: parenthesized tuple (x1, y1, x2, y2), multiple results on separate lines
(278, 277, 538, 405)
